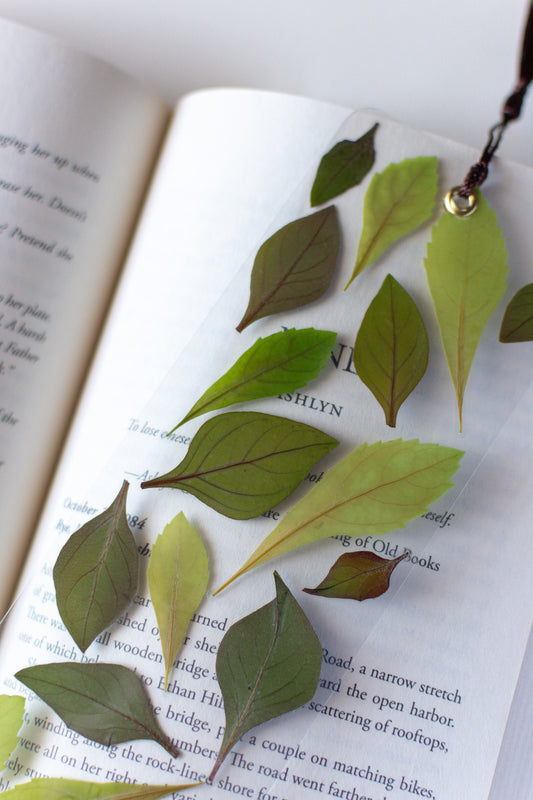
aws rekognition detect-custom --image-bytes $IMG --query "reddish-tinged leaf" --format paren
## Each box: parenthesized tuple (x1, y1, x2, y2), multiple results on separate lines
(310, 123, 378, 206)
(304, 550, 409, 601)
(499, 283, 533, 342)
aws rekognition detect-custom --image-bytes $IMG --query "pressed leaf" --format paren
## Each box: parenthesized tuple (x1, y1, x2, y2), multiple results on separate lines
(236, 207, 340, 332)
(53, 481, 139, 652)
(216, 439, 462, 592)
(143, 412, 338, 520)
(210, 572, 321, 779)
(353, 274, 429, 426)
(499, 283, 533, 342)
(0, 695, 24, 766)
(15, 663, 178, 758)
(345, 156, 438, 288)
(0, 779, 200, 799)
(170, 327, 337, 431)
(148, 513, 209, 689)
(310, 123, 378, 206)
(424, 192, 508, 429)
(304, 550, 409, 601)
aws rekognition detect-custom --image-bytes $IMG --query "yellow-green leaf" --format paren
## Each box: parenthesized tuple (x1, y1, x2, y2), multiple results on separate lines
(303, 550, 409, 601)
(345, 156, 438, 288)
(0, 695, 24, 766)
(148, 513, 209, 689)
(216, 439, 462, 592)
(499, 282, 533, 342)
(424, 192, 508, 429)
(0, 779, 200, 799)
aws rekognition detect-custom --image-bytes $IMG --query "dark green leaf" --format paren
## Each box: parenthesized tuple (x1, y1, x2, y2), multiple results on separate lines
(53, 481, 139, 652)
(210, 572, 321, 779)
(15, 662, 178, 758)
(353, 274, 428, 426)
(0, 778, 200, 799)
(304, 550, 409, 600)
(237, 208, 340, 332)
(499, 283, 533, 342)
(170, 327, 337, 431)
(143, 412, 337, 519)
(310, 123, 378, 206)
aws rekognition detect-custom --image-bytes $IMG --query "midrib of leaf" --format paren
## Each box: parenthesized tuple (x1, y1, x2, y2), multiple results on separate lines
(388, 283, 398, 426)
(163, 566, 180, 689)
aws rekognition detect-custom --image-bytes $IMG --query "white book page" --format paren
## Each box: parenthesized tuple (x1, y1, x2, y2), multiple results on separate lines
(0, 107, 531, 799)
(0, 18, 168, 609)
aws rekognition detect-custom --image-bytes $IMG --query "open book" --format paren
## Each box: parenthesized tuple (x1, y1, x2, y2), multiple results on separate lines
(0, 16, 531, 800)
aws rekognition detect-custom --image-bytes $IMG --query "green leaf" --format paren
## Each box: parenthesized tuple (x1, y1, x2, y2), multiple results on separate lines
(499, 283, 533, 342)
(170, 328, 337, 431)
(143, 412, 338, 520)
(216, 439, 462, 592)
(210, 572, 321, 779)
(353, 274, 428, 426)
(345, 156, 438, 289)
(303, 550, 409, 601)
(15, 663, 178, 758)
(0, 779, 200, 799)
(0, 695, 24, 766)
(424, 192, 508, 429)
(53, 481, 139, 652)
(148, 513, 209, 689)
(237, 208, 340, 331)
(310, 123, 378, 206)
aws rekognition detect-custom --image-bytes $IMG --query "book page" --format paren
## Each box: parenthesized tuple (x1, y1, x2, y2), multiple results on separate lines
(0, 18, 168, 608)
(0, 105, 531, 800)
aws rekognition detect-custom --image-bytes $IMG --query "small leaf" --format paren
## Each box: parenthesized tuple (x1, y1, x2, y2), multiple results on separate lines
(216, 439, 462, 592)
(148, 513, 209, 689)
(424, 192, 508, 429)
(499, 283, 533, 342)
(304, 550, 409, 601)
(170, 328, 337, 431)
(310, 123, 378, 206)
(15, 662, 178, 758)
(53, 481, 139, 652)
(345, 156, 438, 288)
(0, 779, 200, 799)
(0, 695, 24, 766)
(210, 572, 321, 779)
(237, 208, 340, 331)
(353, 274, 428, 426)
(143, 412, 338, 519)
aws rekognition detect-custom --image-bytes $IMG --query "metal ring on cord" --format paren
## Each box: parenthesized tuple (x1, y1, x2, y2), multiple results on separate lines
(443, 187, 478, 217)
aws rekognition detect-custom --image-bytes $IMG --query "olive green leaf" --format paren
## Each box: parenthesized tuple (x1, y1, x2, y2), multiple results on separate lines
(216, 439, 462, 592)
(143, 412, 337, 520)
(425, 192, 507, 429)
(169, 327, 337, 431)
(237, 208, 340, 332)
(353, 274, 429, 426)
(53, 481, 139, 652)
(345, 156, 438, 289)
(210, 572, 321, 780)
(310, 123, 378, 206)
(303, 550, 409, 601)
(148, 513, 209, 689)
(0, 779, 200, 799)
(0, 695, 24, 766)
(499, 283, 533, 342)
(15, 663, 178, 758)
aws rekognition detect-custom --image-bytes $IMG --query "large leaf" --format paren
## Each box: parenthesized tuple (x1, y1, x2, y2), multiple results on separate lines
(310, 123, 378, 206)
(216, 439, 462, 592)
(424, 192, 508, 429)
(15, 663, 178, 758)
(236, 208, 340, 332)
(0, 695, 24, 766)
(499, 283, 533, 342)
(148, 513, 209, 689)
(170, 327, 337, 431)
(53, 481, 139, 652)
(345, 156, 438, 288)
(143, 412, 338, 519)
(303, 550, 409, 601)
(353, 274, 428, 426)
(0, 779, 200, 799)
(211, 572, 321, 779)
